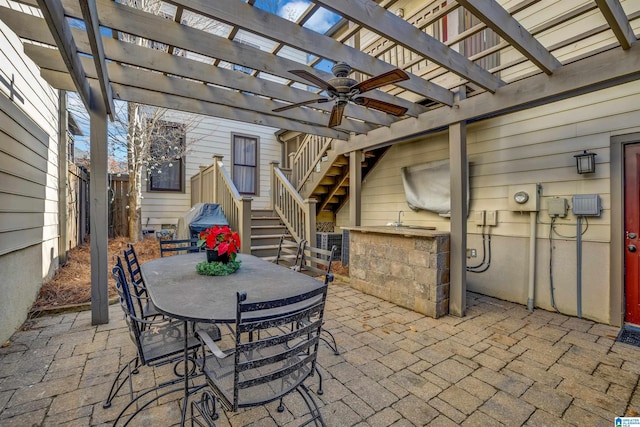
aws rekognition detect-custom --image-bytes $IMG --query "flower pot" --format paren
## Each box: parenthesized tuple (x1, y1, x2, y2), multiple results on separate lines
(206, 249, 229, 264)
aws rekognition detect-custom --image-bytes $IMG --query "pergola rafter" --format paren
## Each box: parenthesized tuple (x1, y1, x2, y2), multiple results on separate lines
(4, 0, 636, 137)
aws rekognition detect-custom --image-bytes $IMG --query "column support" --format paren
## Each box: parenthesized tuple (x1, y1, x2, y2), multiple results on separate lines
(89, 84, 109, 324)
(449, 89, 467, 317)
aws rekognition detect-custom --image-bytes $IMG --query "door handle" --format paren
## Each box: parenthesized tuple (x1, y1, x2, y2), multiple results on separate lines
(628, 245, 637, 253)
(628, 233, 638, 239)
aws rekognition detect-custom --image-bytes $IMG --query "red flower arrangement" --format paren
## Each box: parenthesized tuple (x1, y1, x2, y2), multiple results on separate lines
(198, 225, 241, 261)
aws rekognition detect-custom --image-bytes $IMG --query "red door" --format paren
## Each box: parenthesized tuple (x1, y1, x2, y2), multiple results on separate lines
(624, 144, 640, 324)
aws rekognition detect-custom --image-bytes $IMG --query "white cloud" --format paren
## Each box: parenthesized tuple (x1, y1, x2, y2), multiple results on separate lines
(304, 8, 337, 33)
(278, 1, 336, 34)
(278, 0, 308, 22)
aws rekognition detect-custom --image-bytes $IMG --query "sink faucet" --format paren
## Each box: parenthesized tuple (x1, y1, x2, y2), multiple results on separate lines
(396, 210, 404, 228)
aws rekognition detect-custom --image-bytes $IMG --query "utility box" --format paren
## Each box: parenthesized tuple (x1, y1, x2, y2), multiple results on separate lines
(572, 194, 601, 217)
(548, 198, 568, 218)
(508, 184, 539, 212)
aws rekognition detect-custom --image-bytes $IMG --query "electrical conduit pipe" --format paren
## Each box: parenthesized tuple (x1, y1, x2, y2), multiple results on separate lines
(527, 211, 537, 312)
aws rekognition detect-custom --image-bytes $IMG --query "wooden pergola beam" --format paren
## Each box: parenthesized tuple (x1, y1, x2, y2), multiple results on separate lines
(595, 0, 637, 50)
(166, 0, 454, 106)
(312, 0, 504, 93)
(336, 41, 640, 154)
(38, 67, 351, 139)
(24, 43, 370, 134)
(456, 0, 562, 75)
(57, 0, 425, 118)
(79, 0, 115, 119)
(35, 0, 91, 110)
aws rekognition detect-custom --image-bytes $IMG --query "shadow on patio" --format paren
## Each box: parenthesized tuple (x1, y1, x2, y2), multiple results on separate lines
(1, 281, 639, 426)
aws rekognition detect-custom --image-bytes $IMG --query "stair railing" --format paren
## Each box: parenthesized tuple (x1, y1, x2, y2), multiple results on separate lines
(190, 155, 251, 254)
(270, 161, 316, 244)
(291, 134, 333, 192)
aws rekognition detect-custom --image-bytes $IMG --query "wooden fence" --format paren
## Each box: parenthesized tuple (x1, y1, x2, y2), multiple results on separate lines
(67, 164, 89, 248)
(109, 174, 129, 238)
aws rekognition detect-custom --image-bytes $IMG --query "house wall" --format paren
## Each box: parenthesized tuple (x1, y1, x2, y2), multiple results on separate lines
(142, 115, 280, 230)
(0, 2, 60, 343)
(337, 80, 640, 324)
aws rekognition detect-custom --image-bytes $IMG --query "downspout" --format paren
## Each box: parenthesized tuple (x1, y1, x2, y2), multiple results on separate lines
(274, 129, 287, 167)
(527, 210, 537, 312)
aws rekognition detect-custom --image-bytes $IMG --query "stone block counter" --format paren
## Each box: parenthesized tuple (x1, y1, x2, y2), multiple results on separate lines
(344, 226, 450, 318)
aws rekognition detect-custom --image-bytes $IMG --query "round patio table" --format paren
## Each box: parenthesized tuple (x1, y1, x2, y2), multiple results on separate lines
(140, 252, 326, 426)
(141, 252, 325, 323)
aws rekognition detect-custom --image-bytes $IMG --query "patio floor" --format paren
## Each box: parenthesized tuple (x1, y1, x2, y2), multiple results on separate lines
(1, 281, 639, 426)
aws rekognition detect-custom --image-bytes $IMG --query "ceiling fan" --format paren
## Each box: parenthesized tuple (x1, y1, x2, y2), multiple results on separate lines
(273, 62, 410, 128)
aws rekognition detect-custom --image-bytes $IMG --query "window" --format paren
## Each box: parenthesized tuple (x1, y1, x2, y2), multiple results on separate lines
(148, 121, 185, 192)
(231, 133, 258, 195)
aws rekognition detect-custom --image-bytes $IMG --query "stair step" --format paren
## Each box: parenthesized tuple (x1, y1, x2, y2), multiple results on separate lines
(251, 234, 288, 240)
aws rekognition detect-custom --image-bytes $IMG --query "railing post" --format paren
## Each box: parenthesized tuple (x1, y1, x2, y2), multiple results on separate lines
(197, 165, 206, 205)
(270, 161, 279, 211)
(303, 198, 317, 244)
(239, 196, 253, 254)
(212, 154, 223, 204)
(288, 152, 296, 184)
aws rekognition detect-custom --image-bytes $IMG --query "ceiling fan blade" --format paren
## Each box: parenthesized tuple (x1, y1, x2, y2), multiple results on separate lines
(355, 97, 408, 116)
(351, 69, 410, 94)
(289, 70, 337, 93)
(272, 97, 329, 113)
(328, 102, 346, 128)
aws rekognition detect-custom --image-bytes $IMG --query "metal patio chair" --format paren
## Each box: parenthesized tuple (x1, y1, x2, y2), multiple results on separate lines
(159, 237, 202, 257)
(123, 243, 162, 322)
(299, 243, 340, 357)
(190, 286, 328, 427)
(105, 256, 217, 425)
(273, 235, 306, 270)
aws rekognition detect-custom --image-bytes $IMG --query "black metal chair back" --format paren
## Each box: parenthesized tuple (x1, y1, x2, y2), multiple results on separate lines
(300, 244, 337, 285)
(159, 238, 202, 257)
(274, 235, 305, 270)
(299, 243, 340, 358)
(192, 286, 328, 425)
(122, 244, 150, 317)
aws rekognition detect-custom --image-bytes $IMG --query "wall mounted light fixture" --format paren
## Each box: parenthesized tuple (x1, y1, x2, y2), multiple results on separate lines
(574, 150, 597, 174)
(395, 8, 404, 18)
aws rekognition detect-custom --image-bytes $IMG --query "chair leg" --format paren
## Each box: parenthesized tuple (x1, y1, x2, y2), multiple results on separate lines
(314, 366, 324, 395)
(191, 390, 219, 426)
(320, 329, 340, 355)
(296, 383, 326, 427)
(103, 356, 140, 408)
(278, 397, 285, 412)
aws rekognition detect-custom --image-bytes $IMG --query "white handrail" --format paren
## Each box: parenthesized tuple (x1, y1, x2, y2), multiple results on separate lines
(271, 162, 316, 244)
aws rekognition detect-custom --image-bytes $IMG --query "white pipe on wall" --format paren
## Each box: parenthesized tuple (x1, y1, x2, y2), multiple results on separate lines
(527, 211, 537, 311)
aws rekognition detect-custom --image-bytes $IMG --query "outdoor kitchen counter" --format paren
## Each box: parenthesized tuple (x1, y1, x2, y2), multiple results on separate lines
(344, 226, 450, 318)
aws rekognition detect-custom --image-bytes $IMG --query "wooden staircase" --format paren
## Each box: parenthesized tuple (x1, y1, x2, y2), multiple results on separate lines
(300, 145, 390, 214)
(249, 209, 287, 260)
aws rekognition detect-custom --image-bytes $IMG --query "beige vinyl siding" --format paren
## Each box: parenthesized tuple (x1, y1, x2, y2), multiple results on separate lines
(1, 2, 60, 343)
(141, 115, 280, 229)
(337, 81, 640, 323)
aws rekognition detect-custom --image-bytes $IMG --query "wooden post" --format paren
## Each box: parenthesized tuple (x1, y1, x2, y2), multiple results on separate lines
(239, 196, 252, 254)
(304, 198, 317, 244)
(212, 154, 223, 204)
(270, 161, 279, 211)
(449, 88, 467, 317)
(349, 150, 362, 226)
(89, 84, 109, 325)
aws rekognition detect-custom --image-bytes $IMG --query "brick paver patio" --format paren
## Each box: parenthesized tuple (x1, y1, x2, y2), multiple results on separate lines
(1, 281, 639, 426)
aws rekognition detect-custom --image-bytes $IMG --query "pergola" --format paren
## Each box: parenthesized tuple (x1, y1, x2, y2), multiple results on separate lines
(2, 0, 638, 323)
